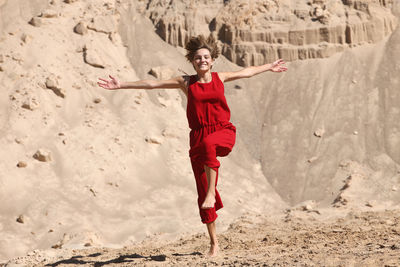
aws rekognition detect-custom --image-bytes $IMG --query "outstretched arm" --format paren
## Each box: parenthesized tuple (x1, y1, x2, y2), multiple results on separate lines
(98, 75, 188, 93)
(218, 59, 287, 83)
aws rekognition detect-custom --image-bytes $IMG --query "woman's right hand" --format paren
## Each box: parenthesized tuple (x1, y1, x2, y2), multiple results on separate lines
(98, 75, 121, 90)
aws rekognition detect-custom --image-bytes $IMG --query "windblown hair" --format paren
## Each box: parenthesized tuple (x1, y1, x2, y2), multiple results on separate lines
(185, 35, 220, 62)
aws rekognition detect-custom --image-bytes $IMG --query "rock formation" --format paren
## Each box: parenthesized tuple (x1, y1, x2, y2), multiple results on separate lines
(138, 0, 397, 65)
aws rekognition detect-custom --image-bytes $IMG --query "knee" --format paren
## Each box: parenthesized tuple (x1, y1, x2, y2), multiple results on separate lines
(201, 138, 215, 154)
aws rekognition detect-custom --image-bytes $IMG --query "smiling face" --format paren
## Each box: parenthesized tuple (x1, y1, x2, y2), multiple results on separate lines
(191, 48, 214, 73)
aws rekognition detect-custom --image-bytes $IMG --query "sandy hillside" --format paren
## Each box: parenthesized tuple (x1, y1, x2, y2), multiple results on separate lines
(0, 0, 400, 265)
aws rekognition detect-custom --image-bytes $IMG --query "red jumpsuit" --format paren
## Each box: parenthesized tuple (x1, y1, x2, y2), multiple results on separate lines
(187, 72, 236, 224)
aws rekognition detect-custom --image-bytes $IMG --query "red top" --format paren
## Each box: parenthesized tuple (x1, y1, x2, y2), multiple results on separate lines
(186, 72, 231, 130)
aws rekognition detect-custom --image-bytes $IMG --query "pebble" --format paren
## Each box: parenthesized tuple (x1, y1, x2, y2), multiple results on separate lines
(74, 21, 88, 35)
(29, 17, 43, 27)
(365, 201, 373, 207)
(145, 136, 162, 144)
(307, 156, 318, 163)
(314, 128, 325, 138)
(16, 215, 24, 223)
(46, 77, 66, 98)
(21, 98, 40, 110)
(41, 9, 58, 18)
(45, 76, 58, 89)
(17, 161, 27, 168)
(83, 46, 105, 68)
(21, 33, 33, 43)
(33, 149, 52, 162)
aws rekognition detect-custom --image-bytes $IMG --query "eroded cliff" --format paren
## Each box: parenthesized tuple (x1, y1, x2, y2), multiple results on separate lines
(138, 0, 397, 65)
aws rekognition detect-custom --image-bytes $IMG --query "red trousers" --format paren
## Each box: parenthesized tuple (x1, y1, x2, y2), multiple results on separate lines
(189, 122, 236, 224)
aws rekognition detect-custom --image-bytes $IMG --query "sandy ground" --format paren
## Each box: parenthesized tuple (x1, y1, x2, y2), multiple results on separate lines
(3, 208, 400, 267)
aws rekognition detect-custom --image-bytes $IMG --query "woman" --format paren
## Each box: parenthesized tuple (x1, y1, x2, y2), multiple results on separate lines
(98, 35, 287, 256)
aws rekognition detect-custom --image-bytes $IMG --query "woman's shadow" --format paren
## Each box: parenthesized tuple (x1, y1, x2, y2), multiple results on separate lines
(46, 251, 202, 266)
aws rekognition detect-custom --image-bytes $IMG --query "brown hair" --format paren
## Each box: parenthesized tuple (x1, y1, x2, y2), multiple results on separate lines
(185, 34, 220, 62)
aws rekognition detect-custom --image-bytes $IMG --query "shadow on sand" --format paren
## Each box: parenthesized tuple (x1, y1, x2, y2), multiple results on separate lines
(46, 251, 203, 266)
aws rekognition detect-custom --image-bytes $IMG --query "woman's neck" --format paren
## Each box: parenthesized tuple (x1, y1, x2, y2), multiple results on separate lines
(196, 71, 212, 83)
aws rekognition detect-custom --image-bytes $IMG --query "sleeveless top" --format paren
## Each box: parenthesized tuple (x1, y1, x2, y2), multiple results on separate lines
(186, 72, 231, 130)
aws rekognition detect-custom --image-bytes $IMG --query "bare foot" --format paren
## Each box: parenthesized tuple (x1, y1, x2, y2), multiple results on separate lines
(201, 193, 215, 209)
(207, 242, 219, 257)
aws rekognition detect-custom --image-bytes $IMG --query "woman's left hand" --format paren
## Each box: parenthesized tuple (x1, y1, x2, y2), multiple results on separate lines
(270, 59, 288, 72)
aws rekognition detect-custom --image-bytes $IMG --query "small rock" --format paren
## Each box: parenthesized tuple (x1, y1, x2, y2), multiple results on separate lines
(75, 46, 83, 53)
(0, 65, 3, 72)
(385, 220, 394, 225)
(88, 16, 117, 34)
(148, 66, 175, 80)
(16, 215, 24, 223)
(304, 204, 313, 211)
(234, 85, 242, 89)
(307, 156, 318, 163)
(12, 54, 23, 63)
(314, 128, 325, 137)
(353, 131, 358, 135)
(45, 76, 58, 89)
(74, 21, 88, 35)
(46, 77, 66, 98)
(41, 9, 58, 18)
(352, 80, 357, 84)
(33, 149, 52, 162)
(392, 186, 397, 191)
(15, 138, 23, 144)
(51, 244, 62, 249)
(0, 54, 4, 63)
(88, 187, 97, 197)
(21, 33, 33, 43)
(161, 128, 180, 138)
(22, 98, 40, 110)
(17, 161, 27, 168)
(83, 46, 105, 68)
(84, 242, 92, 247)
(339, 160, 349, 167)
(27, 251, 36, 256)
(365, 201, 373, 208)
(64, 0, 78, 3)
(29, 17, 43, 27)
(48, 229, 54, 233)
(93, 98, 101, 104)
(145, 136, 162, 144)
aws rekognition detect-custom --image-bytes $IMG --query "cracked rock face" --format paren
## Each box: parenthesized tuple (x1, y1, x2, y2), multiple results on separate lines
(137, 0, 397, 65)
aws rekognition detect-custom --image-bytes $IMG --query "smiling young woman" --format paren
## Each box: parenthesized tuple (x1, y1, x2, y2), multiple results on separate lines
(98, 34, 287, 257)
